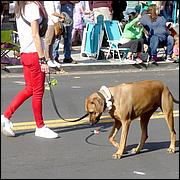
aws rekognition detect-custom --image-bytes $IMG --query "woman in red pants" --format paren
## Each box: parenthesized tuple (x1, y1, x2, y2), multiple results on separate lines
(1, 1, 58, 139)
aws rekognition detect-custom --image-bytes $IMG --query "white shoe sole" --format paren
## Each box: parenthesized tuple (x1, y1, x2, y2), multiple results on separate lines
(1, 123, 15, 137)
(35, 133, 59, 139)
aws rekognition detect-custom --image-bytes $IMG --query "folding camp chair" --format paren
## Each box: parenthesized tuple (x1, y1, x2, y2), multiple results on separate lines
(80, 22, 104, 59)
(103, 20, 130, 61)
(81, 21, 104, 59)
(1, 30, 20, 60)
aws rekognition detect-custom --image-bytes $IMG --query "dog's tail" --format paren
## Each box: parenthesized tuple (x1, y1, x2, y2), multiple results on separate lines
(170, 91, 179, 104)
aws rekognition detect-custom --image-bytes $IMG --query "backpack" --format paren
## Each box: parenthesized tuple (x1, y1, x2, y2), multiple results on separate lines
(20, 2, 48, 37)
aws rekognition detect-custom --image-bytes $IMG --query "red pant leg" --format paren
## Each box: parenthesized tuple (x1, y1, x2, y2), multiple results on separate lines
(4, 52, 45, 128)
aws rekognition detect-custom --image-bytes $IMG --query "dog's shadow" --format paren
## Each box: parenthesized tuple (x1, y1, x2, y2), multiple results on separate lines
(14, 123, 179, 157)
(122, 140, 179, 158)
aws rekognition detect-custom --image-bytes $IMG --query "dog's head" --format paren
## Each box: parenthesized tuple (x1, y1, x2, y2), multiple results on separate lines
(85, 92, 105, 125)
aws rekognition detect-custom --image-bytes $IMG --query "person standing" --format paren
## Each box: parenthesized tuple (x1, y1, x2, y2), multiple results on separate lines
(89, 1, 112, 23)
(1, 1, 59, 139)
(89, 1, 112, 49)
(72, 1, 86, 46)
(60, 1, 79, 63)
(44, 1, 63, 68)
(112, 0, 127, 22)
(160, 1, 174, 22)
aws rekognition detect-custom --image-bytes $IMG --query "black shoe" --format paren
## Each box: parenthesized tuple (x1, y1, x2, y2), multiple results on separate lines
(63, 57, 77, 64)
(54, 57, 61, 63)
(81, 53, 87, 57)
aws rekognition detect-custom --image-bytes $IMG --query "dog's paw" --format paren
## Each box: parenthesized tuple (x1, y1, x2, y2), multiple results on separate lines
(131, 148, 140, 154)
(112, 153, 122, 159)
(167, 147, 175, 153)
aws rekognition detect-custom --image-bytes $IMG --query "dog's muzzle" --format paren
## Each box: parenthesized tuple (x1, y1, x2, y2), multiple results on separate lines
(89, 113, 102, 126)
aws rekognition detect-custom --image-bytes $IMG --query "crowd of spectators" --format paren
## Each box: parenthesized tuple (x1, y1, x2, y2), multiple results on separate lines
(1, 1, 179, 65)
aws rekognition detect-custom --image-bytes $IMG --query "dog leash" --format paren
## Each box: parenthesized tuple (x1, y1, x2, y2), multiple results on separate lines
(45, 72, 88, 122)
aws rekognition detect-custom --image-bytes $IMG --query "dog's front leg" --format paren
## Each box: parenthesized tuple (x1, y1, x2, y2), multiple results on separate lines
(112, 120, 131, 159)
(108, 120, 121, 148)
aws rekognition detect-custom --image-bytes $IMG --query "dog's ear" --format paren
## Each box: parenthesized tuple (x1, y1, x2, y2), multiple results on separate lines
(85, 97, 88, 112)
(85, 93, 105, 113)
(85, 96, 91, 112)
(85, 96, 95, 112)
(93, 96, 104, 113)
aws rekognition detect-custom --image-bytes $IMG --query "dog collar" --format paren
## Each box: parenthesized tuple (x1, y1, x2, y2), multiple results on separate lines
(98, 86, 112, 111)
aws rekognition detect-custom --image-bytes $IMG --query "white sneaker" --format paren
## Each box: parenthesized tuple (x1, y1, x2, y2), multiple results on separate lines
(53, 60, 61, 68)
(35, 125, 59, 139)
(1, 115, 15, 137)
(165, 56, 174, 62)
(47, 60, 61, 68)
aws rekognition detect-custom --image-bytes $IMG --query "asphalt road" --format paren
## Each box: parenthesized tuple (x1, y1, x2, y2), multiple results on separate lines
(1, 68, 179, 179)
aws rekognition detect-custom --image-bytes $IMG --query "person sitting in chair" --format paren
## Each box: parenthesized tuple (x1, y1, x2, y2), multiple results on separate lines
(119, 12, 145, 64)
(140, 4, 174, 62)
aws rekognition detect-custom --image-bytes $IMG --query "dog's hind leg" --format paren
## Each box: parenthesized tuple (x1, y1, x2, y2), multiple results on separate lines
(161, 91, 176, 153)
(108, 120, 121, 148)
(131, 109, 156, 154)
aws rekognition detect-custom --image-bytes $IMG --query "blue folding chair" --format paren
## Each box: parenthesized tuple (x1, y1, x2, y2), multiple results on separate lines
(104, 20, 130, 61)
(81, 21, 104, 59)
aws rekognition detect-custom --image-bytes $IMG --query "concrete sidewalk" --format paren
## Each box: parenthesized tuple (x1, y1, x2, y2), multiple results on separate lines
(1, 45, 179, 74)
(1, 23, 179, 74)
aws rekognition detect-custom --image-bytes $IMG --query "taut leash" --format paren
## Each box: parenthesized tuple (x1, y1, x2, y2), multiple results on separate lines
(45, 72, 88, 122)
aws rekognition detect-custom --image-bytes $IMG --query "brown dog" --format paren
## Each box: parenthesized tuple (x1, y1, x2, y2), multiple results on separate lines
(85, 80, 179, 159)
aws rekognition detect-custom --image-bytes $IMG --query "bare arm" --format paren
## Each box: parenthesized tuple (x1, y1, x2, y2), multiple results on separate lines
(31, 20, 44, 57)
(31, 20, 49, 73)
(52, 12, 65, 21)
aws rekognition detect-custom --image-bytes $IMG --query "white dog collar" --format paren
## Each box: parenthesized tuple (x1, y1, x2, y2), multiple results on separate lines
(99, 86, 112, 111)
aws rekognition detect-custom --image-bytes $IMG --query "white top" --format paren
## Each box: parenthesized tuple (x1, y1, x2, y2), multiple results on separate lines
(16, 2, 44, 53)
(44, 1, 61, 25)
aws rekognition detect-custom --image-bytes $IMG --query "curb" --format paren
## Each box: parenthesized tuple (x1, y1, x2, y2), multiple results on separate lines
(1, 61, 179, 74)
(61, 61, 179, 72)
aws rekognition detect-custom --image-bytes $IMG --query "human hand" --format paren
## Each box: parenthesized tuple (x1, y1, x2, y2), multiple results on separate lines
(41, 64, 49, 73)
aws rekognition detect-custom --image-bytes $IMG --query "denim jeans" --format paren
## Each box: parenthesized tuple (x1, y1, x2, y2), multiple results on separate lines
(52, 4, 74, 60)
(52, 37, 61, 60)
(149, 35, 174, 56)
(61, 3, 74, 59)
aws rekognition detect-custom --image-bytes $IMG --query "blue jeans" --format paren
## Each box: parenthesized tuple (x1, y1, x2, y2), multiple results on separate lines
(149, 35, 174, 56)
(61, 3, 74, 59)
(52, 4, 74, 60)
(52, 37, 60, 60)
